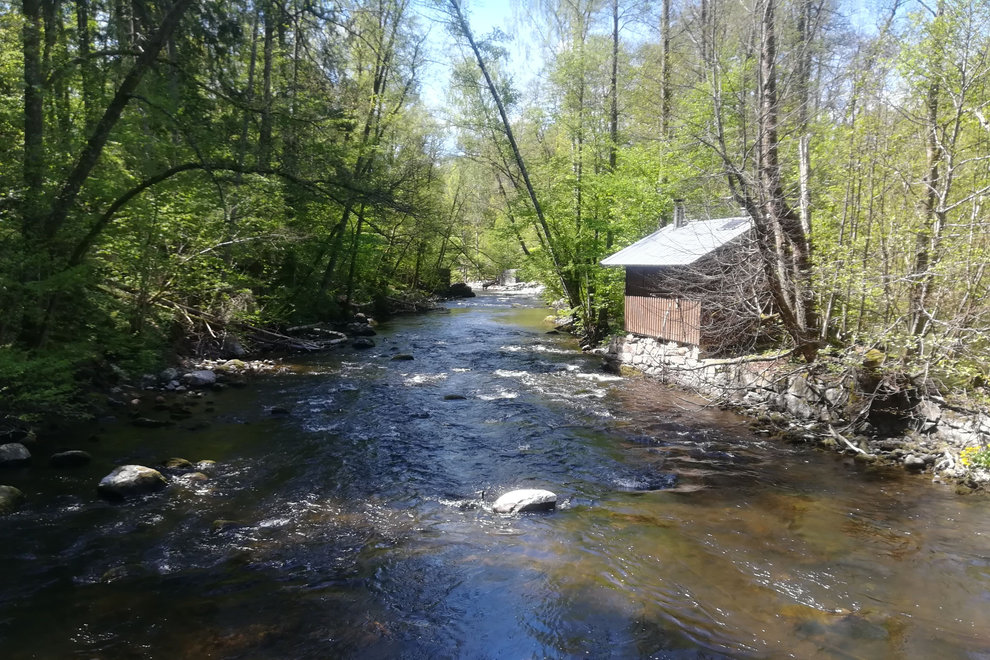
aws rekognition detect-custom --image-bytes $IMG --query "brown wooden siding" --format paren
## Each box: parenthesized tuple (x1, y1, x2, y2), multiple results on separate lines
(624, 295, 701, 345)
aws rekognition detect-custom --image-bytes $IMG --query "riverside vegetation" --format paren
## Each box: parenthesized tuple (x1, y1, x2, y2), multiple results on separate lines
(3, 0, 990, 487)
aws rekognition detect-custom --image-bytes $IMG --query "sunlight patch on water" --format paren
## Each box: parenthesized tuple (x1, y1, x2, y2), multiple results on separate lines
(477, 388, 519, 400)
(493, 369, 531, 380)
(500, 343, 574, 355)
(574, 372, 623, 382)
(402, 373, 449, 386)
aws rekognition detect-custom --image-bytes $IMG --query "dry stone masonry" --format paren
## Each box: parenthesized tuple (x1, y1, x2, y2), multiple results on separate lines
(608, 334, 990, 489)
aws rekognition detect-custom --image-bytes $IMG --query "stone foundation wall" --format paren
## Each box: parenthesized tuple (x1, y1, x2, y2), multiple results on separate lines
(608, 334, 990, 487)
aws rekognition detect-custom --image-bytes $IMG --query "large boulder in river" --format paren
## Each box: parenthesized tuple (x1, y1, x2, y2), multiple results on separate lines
(0, 443, 31, 468)
(492, 488, 557, 514)
(97, 465, 168, 500)
(0, 485, 25, 514)
(446, 282, 476, 299)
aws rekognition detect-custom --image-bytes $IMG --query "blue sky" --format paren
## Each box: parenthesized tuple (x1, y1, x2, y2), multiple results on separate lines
(418, 0, 541, 113)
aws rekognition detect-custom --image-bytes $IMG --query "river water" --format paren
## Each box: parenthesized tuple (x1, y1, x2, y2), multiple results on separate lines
(1, 293, 989, 658)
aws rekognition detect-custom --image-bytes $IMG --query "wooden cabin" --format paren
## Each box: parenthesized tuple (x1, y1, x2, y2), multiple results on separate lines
(600, 206, 760, 355)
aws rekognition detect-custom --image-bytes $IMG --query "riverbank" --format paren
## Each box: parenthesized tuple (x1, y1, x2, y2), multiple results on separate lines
(604, 334, 990, 492)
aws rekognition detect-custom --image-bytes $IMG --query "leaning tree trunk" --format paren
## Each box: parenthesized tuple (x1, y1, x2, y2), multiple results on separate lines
(756, 0, 819, 361)
(447, 0, 580, 310)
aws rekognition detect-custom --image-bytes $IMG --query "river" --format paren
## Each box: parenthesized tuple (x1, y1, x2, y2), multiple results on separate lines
(1, 292, 988, 658)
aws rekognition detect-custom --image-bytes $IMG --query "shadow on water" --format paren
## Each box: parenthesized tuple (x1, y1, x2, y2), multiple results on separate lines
(2, 292, 990, 658)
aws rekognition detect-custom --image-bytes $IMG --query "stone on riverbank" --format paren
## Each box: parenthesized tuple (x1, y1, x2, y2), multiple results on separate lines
(97, 465, 167, 500)
(0, 485, 25, 513)
(50, 450, 92, 468)
(492, 488, 557, 514)
(446, 282, 476, 298)
(348, 322, 377, 337)
(0, 443, 31, 467)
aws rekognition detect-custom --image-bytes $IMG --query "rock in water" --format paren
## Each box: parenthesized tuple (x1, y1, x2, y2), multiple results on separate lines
(492, 488, 557, 514)
(0, 443, 31, 467)
(446, 282, 476, 298)
(162, 457, 194, 471)
(347, 322, 377, 337)
(183, 370, 217, 387)
(97, 465, 168, 500)
(50, 450, 92, 468)
(0, 485, 25, 513)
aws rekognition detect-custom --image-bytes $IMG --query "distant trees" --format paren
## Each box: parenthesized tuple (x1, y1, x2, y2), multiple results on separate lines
(445, 0, 990, 383)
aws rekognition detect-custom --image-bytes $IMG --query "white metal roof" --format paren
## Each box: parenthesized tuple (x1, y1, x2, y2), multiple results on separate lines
(600, 215, 752, 267)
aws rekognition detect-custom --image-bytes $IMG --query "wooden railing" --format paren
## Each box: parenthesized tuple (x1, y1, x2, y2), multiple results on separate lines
(624, 295, 701, 345)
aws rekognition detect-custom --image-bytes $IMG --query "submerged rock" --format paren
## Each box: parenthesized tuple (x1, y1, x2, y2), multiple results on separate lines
(353, 337, 375, 349)
(391, 354, 415, 361)
(131, 417, 173, 428)
(0, 485, 25, 513)
(0, 443, 31, 467)
(49, 450, 92, 468)
(492, 488, 557, 514)
(162, 457, 194, 471)
(97, 465, 168, 500)
(176, 471, 209, 484)
(213, 519, 246, 533)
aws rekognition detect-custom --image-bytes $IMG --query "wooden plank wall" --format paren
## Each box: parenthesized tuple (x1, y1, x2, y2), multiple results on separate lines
(624, 295, 701, 345)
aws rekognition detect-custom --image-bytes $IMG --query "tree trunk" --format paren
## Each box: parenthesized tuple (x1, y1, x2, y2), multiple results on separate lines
(75, 0, 96, 133)
(909, 0, 945, 341)
(756, 0, 818, 360)
(22, 0, 44, 232)
(609, 0, 619, 171)
(344, 205, 366, 314)
(259, 0, 275, 169)
(660, 0, 671, 137)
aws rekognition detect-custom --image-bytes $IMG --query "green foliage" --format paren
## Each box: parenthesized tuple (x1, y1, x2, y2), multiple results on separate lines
(960, 446, 990, 470)
(0, 345, 101, 421)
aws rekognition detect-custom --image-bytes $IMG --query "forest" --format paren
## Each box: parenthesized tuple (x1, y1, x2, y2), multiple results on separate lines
(2, 0, 990, 420)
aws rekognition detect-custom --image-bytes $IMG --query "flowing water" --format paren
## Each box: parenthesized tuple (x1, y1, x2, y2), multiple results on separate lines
(1, 293, 989, 658)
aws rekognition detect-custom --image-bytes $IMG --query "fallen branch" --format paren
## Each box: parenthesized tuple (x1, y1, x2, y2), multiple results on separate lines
(827, 424, 866, 454)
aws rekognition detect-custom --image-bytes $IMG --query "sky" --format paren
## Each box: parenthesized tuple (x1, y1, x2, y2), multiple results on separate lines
(417, 0, 543, 115)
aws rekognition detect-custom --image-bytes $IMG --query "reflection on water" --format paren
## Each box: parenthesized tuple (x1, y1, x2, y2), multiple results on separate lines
(1, 292, 989, 658)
